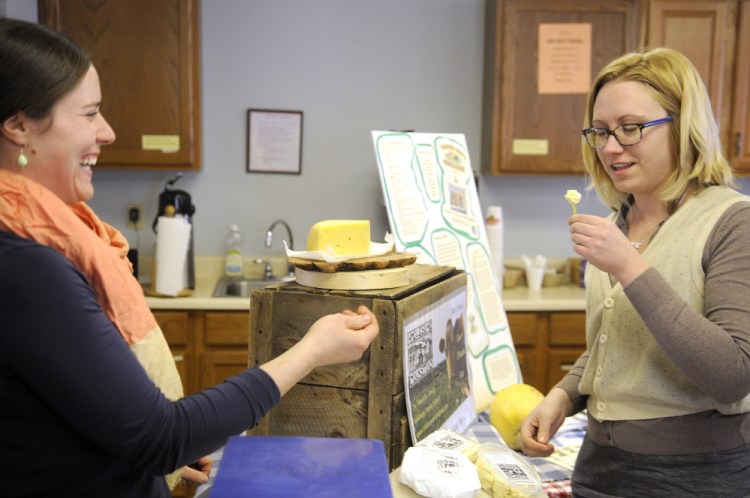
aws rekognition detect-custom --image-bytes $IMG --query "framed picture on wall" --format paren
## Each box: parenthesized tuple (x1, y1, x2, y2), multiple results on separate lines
(246, 109, 303, 174)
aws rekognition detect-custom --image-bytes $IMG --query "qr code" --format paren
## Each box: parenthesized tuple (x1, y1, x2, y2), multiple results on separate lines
(407, 320, 433, 387)
(436, 455, 461, 475)
(432, 434, 464, 450)
(497, 464, 529, 482)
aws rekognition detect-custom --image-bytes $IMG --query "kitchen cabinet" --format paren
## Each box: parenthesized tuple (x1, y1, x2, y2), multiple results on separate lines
(154, 310, 250, 396)
(483, 0, 750, 176)
(38, 0, 201, 171)
(199, 312, 251, 391)
(154, 310, 250, 498)
(507, 311, 585, 393)
(645, 0, 744, 171)
(730, 2, 750, 171)
(481, 0, 641, 175)
(155, 311, 197, 396)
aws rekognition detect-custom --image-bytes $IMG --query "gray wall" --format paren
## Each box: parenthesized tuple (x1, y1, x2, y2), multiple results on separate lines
(6, 1, 745, 259)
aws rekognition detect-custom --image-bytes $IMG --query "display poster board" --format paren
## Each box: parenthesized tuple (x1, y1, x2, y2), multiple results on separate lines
(372, 131, 520, 413)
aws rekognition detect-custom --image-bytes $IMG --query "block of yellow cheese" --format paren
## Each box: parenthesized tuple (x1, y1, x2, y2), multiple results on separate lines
(306, 220, 371, 256)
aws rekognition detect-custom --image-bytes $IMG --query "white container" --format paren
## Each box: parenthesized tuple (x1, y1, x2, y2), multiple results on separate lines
(485, 206, 504, 281)
(526, 267, 545, 292)
(224, 224, 244, 278)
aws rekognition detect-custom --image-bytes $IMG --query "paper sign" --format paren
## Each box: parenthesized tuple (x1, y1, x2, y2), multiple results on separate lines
(538, 23, 592, 94)
(512, 139, 549, 156)
(142, 135, 180, 152)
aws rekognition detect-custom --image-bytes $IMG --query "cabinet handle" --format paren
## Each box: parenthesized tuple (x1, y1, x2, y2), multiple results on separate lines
(173, 355, 184, 362)
(560, 364, 574, 372)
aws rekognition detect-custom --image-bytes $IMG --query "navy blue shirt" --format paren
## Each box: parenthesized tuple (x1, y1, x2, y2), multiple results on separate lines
(0, 231, 280, 497)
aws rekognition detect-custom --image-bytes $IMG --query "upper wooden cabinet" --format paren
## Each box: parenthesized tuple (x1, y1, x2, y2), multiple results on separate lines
(482, 0, 641, 175)
(730, 1, 750, 172)
(645, 0, 750, 174)
(38, 0, 201, 171)
(483, 0, 750, 176)
(645, 0, 743, 171)
(646, 1, 736, 137)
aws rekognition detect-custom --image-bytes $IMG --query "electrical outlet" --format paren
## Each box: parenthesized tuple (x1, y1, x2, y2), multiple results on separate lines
(127, 204, 144, 229)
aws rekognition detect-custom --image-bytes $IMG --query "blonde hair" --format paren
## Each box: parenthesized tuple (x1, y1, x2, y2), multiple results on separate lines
(581, 47, 733, 210)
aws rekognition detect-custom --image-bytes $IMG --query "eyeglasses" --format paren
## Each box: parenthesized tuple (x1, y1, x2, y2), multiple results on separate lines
(582, 116, 673, 149)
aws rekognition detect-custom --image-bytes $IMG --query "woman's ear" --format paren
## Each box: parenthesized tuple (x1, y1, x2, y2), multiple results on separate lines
(1, 113, 29, 146)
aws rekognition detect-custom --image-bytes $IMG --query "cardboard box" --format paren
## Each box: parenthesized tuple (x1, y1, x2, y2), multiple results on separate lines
(247, 264, 466, 470)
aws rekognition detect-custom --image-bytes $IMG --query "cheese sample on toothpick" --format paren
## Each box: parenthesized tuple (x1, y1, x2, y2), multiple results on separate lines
(306, 220, 371, 256)
(564, 189, 582, 214)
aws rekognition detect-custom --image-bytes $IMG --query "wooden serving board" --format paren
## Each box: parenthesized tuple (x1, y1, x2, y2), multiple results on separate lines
(288, 251, 417, 273)
(294, 266, 409, 290)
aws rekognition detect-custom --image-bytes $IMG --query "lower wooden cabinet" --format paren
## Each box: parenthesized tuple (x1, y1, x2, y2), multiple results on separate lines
(152, 309, 251, 498)
(153, 310, 251, 396)
(507, 311, 586, 393)
(199, 312, 252, 391)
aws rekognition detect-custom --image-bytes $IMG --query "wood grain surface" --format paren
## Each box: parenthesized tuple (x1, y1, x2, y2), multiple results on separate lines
(288, 251, 417, 273)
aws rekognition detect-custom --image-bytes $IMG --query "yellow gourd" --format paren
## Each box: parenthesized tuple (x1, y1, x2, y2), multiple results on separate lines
(489, 383, 544, 450)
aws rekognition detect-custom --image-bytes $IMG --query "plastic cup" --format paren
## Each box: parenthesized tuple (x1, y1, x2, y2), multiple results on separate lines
(526, 267, 545, 291)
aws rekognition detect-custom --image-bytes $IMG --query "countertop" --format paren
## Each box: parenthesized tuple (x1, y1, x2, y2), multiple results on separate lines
(143, 255, 256, 310)
(142, 257, 586, 311)
(502, 284, 586, 312)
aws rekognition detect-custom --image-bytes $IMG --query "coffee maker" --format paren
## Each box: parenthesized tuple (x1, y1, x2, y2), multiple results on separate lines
(152, 173, 196, 290)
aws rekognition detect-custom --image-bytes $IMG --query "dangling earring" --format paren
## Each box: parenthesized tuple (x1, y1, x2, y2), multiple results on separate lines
(17, 146, 28, 169)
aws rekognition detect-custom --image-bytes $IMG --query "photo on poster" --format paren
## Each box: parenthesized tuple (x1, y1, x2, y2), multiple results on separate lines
(403, 287, 475, 443)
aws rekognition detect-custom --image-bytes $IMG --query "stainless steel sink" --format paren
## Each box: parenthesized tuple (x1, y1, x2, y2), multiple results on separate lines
(212, 275, 295, 297)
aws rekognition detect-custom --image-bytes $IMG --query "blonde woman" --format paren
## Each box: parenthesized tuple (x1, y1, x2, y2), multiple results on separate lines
(522, 47, 750, 496)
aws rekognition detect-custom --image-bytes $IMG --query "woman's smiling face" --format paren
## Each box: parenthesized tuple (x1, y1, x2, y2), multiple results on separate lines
(23, 65, 115, 204)
(592, 79, 676, 197)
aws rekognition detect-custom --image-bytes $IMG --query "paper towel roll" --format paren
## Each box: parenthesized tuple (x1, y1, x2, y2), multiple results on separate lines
(155, 216, 192, 296)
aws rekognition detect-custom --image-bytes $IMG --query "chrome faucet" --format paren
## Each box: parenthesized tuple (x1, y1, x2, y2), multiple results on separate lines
(265, 219, 294, 275)
(254, 258, 274, 280)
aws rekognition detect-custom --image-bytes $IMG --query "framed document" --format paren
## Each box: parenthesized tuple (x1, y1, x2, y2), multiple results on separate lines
(247, 109, 303, 174)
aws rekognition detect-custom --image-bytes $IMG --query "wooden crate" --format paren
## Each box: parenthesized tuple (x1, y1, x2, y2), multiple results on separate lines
(246, 264, 466, 470)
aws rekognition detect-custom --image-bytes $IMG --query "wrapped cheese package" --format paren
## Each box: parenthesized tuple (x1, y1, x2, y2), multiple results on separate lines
(475, 443, 546, 498)
(416, 429, 481, 463)
(399, 446, 481, 498)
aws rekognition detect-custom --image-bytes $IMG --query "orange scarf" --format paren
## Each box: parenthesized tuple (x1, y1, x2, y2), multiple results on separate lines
(0, 169, 156, 344)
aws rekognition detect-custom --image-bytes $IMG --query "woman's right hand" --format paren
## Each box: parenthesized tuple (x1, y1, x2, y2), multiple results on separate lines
(568, 213, 651, 287)
(299, 305, 380, 367)
(520, 387, 572, 457)
(260, 305, 379, 396)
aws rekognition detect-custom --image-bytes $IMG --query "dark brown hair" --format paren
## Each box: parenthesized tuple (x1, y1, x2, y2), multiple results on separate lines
(0, 18, 91, 123)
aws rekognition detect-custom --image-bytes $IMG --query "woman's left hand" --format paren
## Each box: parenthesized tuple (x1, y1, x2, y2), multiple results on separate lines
(180, 455, 212, 485)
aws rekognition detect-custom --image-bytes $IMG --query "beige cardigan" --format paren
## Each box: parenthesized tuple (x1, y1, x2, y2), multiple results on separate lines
(558, 186, 750, 454)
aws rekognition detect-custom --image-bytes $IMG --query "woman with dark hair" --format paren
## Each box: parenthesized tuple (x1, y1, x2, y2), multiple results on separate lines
(0, 18, 379, 498)
(521, 47, 750, 497)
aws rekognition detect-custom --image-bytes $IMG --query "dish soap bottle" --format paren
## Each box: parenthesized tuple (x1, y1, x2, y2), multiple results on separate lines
(224, 224, 244, 278)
